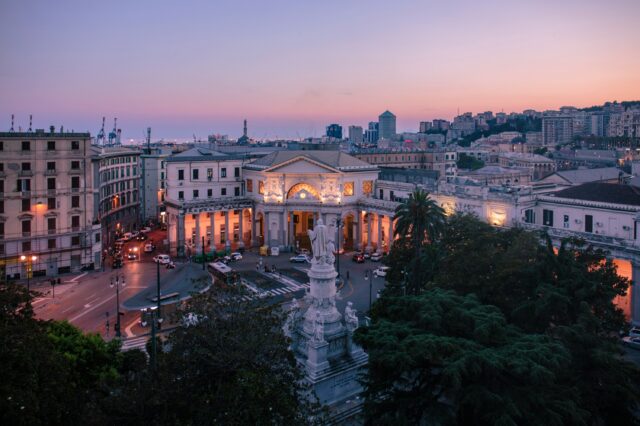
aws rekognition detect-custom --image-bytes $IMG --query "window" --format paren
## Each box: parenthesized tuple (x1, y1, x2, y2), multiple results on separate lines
(192, 169, 199, 180)
(0, 200, 3, 213)
(0, 163, 3, 172)
(22, 241, 31, 252)
(17, 178, 31, 192)
(48, 239, 56, 249)
(524, 209, 535, 224)
(258, 181, 264, 195)
(234, 167, 240, 177)
(343, 182, 354, 196)
(221, 188, 227, 196)
(178, 191, 184, 200)
(0, 142, 3, 151)
(21, 198, 30, 212)
(178, 169, 184, 180)
(22, 141, 30, 151)
(72, 196, 79, 208)
(362, 180, 373, 195)
(585, 215, 593, 233)
(71, 176, 80, 189)
(21, 162, 31, 171)
(390, 190, 395, 201)
(207, 168, 213, 180)
(47, 217, 56, 232)
(563, 214, 570, 229)
(47, 178, 56, 190)
(47, 197, 56, 209)
(22, 220, 31, 235)
(207, 189, 212, 198)
(0, 243, 3, 255)
(0, 222, 4, 237)
(193, 190, 199, 199)
(71, 141, 79, 150)
(379, 189, 383, 199)
(246, 179, 253, 192)
(72, 215, 80, 229)
(221, 168, 227, 178)
(234, 187, 240, 196)
(71, 160, 80, 169)
(47, 141, 56, 151)
(47, 162, 55, 171)
(71, 236, 80, 246)
(95, 233, 100, 243)
(542, 209, 554, 227)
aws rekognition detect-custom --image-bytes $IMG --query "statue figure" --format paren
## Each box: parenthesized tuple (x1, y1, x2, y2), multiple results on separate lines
(344, 302, 359, 332)
(312, 311, 325, 342)
(284, 298, 299, 338)
(307, 219, 329, 260)
(326, 239, 336, 265)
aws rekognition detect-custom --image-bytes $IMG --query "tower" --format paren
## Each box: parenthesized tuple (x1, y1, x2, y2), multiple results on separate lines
(243, 119, 247, 137)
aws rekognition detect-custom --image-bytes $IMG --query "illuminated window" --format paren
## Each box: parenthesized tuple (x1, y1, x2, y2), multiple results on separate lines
(258, 180, 265, 195)
(362, 180, 373, 195)
(343, 182, 354, 196)
(246, 179, 253, 192)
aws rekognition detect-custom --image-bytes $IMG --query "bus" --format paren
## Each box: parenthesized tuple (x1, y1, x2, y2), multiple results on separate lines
(207, 262, 239, 286)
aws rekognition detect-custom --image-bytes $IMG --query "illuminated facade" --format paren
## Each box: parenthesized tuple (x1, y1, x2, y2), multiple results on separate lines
(0, 130, 101, 280)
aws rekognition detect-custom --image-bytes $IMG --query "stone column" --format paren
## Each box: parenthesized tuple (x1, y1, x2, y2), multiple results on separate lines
(194, 213, 201, 252)
(251, 209, 257, 247)
(177, 213, 185, 257)
(366, 213, 372, 251)
(210, 212, 216, 251)
(632, 261, 640, 326)
(377, 214, 383, 252)
(238, 209, 244, 248)
(278, 212, 284, 247)
(267, 212, 273, 246)
(289, 211, 295, 247)
(387, 216, 393, 250)
(225, 210, 231, 249)
(355, 212, 361, 251)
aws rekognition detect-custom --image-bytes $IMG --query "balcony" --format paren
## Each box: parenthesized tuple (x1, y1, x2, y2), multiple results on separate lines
(72, 226, 80, 232)
(69, 168, 83, 175)
(71, 187, 80, 193)
(44, 169, 57, 176)
(22, 231, 31, 237)
(18, 170, 33, 177)
(48, 229, 56, 235)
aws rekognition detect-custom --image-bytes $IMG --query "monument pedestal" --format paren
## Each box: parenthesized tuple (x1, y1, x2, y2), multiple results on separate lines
(288, 219, 368, 421)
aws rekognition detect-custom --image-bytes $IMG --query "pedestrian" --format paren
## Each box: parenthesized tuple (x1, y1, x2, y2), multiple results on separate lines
(256, 262, 259, 271)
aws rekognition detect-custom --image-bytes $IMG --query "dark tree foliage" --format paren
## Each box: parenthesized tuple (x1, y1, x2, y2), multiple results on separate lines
(456, 153, 484, 171)
(358, 213, 640, 425)
(104, 286, 318, 425)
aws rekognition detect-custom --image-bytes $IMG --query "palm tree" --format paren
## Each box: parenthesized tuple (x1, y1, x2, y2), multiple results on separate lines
(393, 188, 445, 294)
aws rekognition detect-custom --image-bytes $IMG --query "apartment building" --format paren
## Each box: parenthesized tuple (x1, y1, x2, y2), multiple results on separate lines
(0, 130, 101, 281)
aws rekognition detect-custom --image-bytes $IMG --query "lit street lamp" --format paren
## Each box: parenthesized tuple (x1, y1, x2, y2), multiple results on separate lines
(20, 255, 37, 292)
(110, 274, 125, 338)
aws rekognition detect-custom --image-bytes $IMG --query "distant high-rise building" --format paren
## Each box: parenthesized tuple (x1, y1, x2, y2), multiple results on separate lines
(432, 119, 450, 131)
(378, 111, 396, 139)
(419, 121, 432, 133)
(365, 122, 379, 143)
(348, 125, 363, 145)
(542, 116, 573, 146)
(326, 123, 342, 139)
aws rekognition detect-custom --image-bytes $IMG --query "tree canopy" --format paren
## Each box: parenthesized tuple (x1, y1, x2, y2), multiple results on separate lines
(358, 213, 640, 425)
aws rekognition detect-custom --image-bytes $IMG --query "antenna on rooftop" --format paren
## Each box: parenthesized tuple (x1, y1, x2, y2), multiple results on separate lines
(28, 115, 33, 132)
(147, 127, 151, 153)
(10, 114, 14, 132)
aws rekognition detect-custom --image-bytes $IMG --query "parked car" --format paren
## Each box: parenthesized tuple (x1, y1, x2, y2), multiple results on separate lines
(352, 253, 365, 263)
(623, 336, 640, 350)
(166, 261, 176, 269)
(290, 254, 309, 263)
(153, 254, 171, 264)
(122, 232, 133, 241)
(370, 252, 383, 262)
(130, 231, 140, 238)
(373, 266, 390, 278)
(136, 234, 147, 241)
(297, 248, 310, 256)
(127, 252, 137, 260)
(144, 243, 155, 253)
(363, 251, 371, 260)
(230, 252, 243, 261)
(140, 226, 152, 234)
(629, 327, 640, 337)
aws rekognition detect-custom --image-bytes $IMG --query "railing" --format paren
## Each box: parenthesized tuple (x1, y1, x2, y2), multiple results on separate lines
(44, 169, 57, 176)
(18, 170, 33, 177)
(519, 222, 640, 252)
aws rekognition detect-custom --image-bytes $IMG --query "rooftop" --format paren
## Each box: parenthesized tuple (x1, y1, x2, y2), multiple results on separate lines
(0, 131, 90, 138)
(166, 147, 248, 162)
(552, 167, 624, 184)
(244, 150, 377, 172)
(551, 182, 640, 206)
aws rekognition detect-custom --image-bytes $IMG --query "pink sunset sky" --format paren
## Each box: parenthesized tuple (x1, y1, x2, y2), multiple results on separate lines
(1, 0, 639, 139)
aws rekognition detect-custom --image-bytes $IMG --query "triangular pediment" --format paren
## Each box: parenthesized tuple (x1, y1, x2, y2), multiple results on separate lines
(264, 156, 340, 174)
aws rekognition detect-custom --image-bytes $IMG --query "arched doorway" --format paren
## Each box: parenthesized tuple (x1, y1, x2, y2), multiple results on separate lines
(287, 183, 321, 251)
(256, 212, 265, 246)
(342, 213, 355, 250)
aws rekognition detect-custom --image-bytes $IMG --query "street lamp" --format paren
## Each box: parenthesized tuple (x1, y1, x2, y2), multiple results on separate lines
(20, 255, 37, 292)
(335, 217, 343, 278)
(364, 268, 374, 311)
(110, 274, 125, 338)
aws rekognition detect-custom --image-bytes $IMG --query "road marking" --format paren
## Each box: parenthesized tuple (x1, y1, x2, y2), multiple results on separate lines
(70, 272, 88, 282)
(69, 294, 116, 323)
(62, 305, 75, 313)
(124, 316, 139, 338)
(85, 293, 96, 301)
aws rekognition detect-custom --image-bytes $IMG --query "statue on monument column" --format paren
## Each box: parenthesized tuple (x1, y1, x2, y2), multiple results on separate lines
(308, 219, 329, 261)
(312, 311, 325, 343)
(344, 302, 359, 332)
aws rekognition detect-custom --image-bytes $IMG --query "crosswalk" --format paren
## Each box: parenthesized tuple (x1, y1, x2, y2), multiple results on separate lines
(120, 335, 149, 352)
(241, 282, 310, 301)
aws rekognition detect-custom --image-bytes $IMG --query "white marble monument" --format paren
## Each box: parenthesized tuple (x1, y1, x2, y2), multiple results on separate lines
(288, 219, 368, 418)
